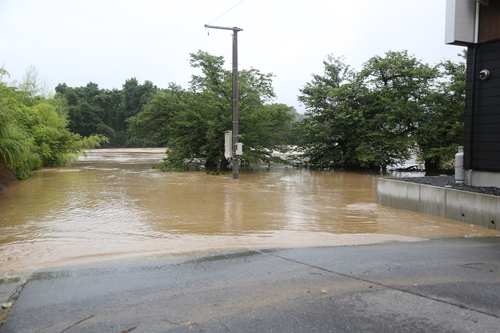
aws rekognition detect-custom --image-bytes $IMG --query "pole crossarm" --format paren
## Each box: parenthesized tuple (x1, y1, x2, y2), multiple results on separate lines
(204, 24, 243, 32)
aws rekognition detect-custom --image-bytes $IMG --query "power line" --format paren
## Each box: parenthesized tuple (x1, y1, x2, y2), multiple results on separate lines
(207, 0, 245, 25)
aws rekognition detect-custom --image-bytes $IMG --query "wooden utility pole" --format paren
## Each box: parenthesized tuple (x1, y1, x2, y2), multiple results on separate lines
(204, 24, 243, 179)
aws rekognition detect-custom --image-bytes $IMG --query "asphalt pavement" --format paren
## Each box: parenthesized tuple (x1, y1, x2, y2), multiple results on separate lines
(1, 237, 500, 332)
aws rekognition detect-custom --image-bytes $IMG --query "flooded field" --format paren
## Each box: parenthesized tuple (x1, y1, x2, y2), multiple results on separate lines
(1, 149, 498, 274)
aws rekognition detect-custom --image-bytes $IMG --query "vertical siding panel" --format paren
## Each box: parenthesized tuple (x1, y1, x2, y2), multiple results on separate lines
(464, 40, 500, 171)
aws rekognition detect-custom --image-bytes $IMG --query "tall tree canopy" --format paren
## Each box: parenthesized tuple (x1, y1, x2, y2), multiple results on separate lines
(414, 51, 466, 171)
(56, 78, 160, 147)
(128, 50, 295, 171)
(296, 51, 465, 171)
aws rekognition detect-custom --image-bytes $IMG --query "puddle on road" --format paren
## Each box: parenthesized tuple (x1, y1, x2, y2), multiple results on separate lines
(1, 148, 498, 274)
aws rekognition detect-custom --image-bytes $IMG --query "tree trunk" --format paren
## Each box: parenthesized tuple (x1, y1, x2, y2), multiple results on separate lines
(424, 158, 441, 175)
(205, 157, 230, 171)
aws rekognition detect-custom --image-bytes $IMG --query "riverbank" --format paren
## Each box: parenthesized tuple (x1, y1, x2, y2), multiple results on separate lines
(0, 165, 16, 194)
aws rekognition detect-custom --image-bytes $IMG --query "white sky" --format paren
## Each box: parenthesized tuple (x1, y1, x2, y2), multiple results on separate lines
(0, 0, 465, 113)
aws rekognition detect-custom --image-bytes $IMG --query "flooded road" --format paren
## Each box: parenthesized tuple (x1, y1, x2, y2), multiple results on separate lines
(1, 149, 498, 274)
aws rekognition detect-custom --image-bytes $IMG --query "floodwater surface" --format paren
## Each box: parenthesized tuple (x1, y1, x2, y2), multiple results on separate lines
(1, 149, 498, 274)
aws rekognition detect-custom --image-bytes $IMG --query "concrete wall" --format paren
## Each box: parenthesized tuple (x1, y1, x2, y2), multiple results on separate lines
(465, 170, 500, 187)
(377, 178, 498, 230)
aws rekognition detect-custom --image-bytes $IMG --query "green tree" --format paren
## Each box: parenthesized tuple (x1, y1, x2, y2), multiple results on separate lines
(1, 70, 39, 178)
(356, 50, 438, 169)
(297, 51, 441, 170)
(13, 65, 53, 101)
(415, 52, 466, 172)
(57, 82, 114, 139)
(1, 67, 107, 180)
(58, 79, 160, 147)
(128, 51, 295, 171)
(297, 55, 371, 168)
(115, 78, 158, 147)
(0, 85, 34, 170)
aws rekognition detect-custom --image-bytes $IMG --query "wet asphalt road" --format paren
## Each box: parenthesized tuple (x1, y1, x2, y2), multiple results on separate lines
(1, 237, 500, 333)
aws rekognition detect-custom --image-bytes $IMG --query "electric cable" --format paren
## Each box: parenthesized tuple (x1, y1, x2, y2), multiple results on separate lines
(207, 0, 245, 25)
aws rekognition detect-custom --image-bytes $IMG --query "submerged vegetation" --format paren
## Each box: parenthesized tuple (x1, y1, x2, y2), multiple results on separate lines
(0, 48, 465, 185)
(296, 50, 465, 172)
(128, 51, 297, 171)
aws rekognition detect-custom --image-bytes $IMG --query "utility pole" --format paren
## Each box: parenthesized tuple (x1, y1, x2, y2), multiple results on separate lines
(204, 24, 243, 179)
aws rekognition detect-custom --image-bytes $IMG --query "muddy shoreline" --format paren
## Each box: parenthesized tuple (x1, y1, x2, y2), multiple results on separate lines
(0, 165, 16, 194)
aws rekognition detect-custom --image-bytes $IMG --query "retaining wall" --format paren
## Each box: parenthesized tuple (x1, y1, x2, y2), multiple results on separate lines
(377, 178, 499, 230)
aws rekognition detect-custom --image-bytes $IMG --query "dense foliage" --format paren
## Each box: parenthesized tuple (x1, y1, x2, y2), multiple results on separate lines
(296, 51, 465, 172)
(414, 55, 466, 171)
(2, 49, 465, 179)
(55, 78, 161, 147)
(128, 51, 296, 171)
(0, 67, 107, 180)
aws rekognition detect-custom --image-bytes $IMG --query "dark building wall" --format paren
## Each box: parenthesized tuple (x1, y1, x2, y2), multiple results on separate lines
(464, 39, 500, 171)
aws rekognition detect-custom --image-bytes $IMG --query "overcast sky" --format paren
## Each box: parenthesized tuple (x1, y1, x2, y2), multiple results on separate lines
(0, 0, 465, 113)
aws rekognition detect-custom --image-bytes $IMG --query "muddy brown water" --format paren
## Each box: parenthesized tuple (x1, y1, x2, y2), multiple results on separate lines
(1, 149, 498, 275)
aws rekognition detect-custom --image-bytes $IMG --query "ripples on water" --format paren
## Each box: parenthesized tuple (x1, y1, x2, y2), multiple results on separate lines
(1, 148, 498, 274)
